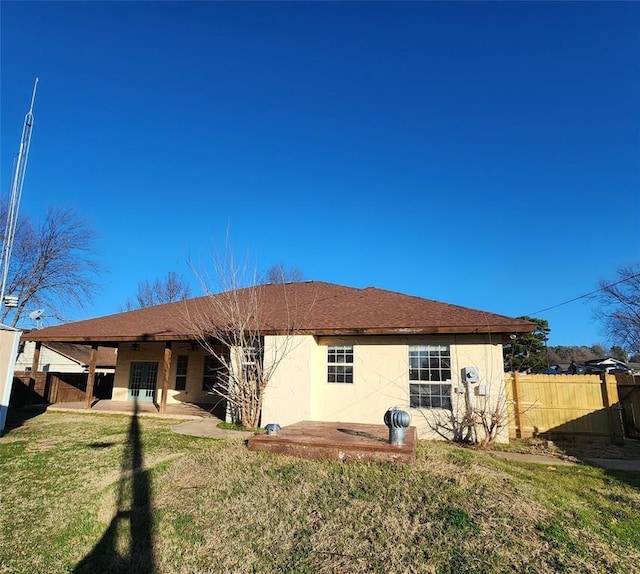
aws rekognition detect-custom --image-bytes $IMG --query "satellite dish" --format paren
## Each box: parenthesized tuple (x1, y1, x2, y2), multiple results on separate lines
(29, 309, 44, 320)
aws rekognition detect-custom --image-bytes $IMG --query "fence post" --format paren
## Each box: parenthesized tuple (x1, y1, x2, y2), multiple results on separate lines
(601, 372, 622, 443)
(26, 342, 41, 408)
(512, 371, 523, 439)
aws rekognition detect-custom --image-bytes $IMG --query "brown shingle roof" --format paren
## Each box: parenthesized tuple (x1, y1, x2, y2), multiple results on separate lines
(21, 281, 536, 343)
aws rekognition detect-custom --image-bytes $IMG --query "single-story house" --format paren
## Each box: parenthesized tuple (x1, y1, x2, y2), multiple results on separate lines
(15, 341, 117, 374)
(19, 281, 535, 441)
(582, 357, 631, 374)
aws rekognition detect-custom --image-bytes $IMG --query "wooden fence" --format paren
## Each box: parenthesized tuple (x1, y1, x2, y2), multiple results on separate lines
(10, 371, 114, 407)
(506, 372, 640, 442)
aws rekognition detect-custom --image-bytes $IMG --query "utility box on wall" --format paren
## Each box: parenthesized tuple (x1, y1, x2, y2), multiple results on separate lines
(463, 366, 480, 384)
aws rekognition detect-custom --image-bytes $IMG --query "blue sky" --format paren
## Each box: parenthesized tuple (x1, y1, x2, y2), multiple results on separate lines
(1, 1, 638, 347)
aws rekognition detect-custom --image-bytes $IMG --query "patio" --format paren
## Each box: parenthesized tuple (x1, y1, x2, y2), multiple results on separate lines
(247, 420, 417, 463)
(46, 399, 219, 420)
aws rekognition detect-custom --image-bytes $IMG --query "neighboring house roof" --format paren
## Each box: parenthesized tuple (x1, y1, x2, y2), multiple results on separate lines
(582, 357, 631, 373)
(20, 281, 536, 344)
(584, 357, 628, 368)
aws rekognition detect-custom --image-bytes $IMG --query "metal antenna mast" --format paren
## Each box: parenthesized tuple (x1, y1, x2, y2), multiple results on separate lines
(0, 77, 39, 315)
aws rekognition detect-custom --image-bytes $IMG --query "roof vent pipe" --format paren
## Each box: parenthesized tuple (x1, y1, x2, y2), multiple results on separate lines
(384, 407, 411, 446)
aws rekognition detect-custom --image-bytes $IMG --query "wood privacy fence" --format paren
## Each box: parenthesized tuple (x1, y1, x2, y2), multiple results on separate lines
(10, 371, 114, 407)
(506, 373, 640, 442)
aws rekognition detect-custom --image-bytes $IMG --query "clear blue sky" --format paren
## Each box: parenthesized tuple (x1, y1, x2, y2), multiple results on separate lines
(1, 1, 638, 348)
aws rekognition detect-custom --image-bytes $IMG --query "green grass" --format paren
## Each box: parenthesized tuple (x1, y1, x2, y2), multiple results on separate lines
(216, 420, 262, 432)
(1, 409, 639, 573)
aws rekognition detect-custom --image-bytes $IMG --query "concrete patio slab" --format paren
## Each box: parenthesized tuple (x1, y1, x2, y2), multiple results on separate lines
(247, 420, 416, 463)
(46, 399, 218, 420)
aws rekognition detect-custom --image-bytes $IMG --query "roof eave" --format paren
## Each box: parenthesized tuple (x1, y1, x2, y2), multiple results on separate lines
(21, 324, 536, 343)
(270, 324, 538, 336)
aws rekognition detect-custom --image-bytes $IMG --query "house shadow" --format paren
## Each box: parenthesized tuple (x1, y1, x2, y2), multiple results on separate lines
(1, 405, 48, 436)
(535, 409, 640, 491)
(73, 400, 156, 573)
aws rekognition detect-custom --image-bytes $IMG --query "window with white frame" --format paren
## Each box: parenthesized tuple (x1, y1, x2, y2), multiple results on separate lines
(409, 344, 452, 409)
(175, 355, 188, 391)
(327, 344, 353, 384)
(242, 342, 263, 384)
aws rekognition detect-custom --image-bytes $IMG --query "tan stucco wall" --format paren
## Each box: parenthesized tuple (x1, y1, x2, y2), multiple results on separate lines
(0, 328, 21, 432)
(261, 334, 508, 442)
(261, 335, 316, 425)
(113, 343, 221, 405)
(110, 334, 508, 443)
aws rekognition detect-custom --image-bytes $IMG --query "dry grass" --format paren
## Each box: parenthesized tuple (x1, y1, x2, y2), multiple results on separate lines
(1, 410, 639, 573)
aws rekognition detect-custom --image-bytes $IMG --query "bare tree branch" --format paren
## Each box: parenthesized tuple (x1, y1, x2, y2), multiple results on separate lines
(593, 264, 640, 355)
(0, 206, 101, 327)
(123, 271, 192, 310)
(184, 249, 309, 428)
(264, 263, 304, 284)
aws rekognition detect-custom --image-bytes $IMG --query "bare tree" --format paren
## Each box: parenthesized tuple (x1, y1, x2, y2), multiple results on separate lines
(424, 383, 509, 449)
(186, 252, 305, 429)
(123, 271, 192, 310)
(594, 264, 640, 355)
(0, 206, 101, 327)
(264, 263, 304, 284)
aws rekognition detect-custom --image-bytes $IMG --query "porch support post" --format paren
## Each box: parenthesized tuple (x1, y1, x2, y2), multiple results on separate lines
(26, 341, 41, 408)
(160, 342, 172, 414)
(84, 345, 98, 409)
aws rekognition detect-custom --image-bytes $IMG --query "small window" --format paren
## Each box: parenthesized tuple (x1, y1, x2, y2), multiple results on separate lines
(242, 343, 263, 383)
(175, 355, 188, 391)
(409, 345, 452, 409)
(203, 355, 225, 392)
(328, 345, 353, 384)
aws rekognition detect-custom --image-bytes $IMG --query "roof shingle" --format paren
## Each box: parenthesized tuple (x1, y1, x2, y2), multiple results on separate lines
(22, 281, 536, 343)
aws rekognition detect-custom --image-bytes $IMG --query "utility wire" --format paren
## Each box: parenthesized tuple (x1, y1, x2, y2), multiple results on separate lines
(526, 272, 640, 316)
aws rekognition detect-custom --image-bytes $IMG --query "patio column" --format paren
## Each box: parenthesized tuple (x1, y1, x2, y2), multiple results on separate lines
(160, 342, 172, 414)
(84, 345, 98, 409)
(26, 341, 41, 408)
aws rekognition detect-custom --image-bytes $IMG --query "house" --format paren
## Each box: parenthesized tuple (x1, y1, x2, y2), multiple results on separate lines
(15, 341, 116, 374)
(583, 357, 631, 375)
(19, 281, 535, 441)
(11, 341, 117, 406)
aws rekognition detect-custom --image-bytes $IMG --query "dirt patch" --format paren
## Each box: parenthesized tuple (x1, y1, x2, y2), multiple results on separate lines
(499, 437, 640, 461)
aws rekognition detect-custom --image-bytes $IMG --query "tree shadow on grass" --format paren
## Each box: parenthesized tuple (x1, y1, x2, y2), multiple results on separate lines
(73, 400, 156, 574)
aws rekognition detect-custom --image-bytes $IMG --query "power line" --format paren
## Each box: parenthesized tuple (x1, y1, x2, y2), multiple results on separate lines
(526, 272, 640, 316)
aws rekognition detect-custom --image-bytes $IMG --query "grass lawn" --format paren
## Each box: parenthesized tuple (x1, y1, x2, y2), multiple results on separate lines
(1, 409, 639, 574)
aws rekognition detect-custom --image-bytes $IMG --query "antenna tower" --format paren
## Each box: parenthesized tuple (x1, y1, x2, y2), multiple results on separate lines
(0, 78, 39, 313)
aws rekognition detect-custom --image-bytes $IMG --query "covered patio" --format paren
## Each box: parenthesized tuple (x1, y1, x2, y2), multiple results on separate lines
(45, 399, 219, 420)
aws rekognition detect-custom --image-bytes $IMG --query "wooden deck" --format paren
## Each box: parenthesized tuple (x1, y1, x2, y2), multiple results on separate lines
(247, 420, 416, 463)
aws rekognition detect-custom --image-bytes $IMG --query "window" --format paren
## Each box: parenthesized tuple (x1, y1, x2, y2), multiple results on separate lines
(175, 355, 188, 391)
(409, 344, 452, 409)
(328, 345, 353, 384)
(242, 342, 263, 384)
(203, 355, 225, 392)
